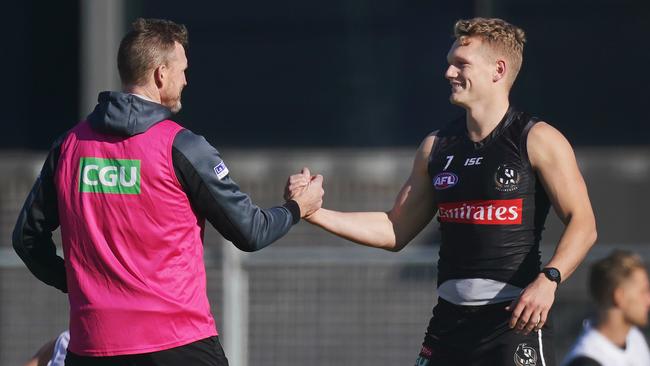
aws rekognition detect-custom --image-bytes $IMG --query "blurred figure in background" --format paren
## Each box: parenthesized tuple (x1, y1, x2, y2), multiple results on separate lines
(562, 250, 650, 366)
(23, 331, 69, 366)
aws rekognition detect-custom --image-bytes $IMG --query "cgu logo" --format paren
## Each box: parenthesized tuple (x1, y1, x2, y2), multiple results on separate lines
(433, 172, 459, 190)
(79, 157, 141, 194)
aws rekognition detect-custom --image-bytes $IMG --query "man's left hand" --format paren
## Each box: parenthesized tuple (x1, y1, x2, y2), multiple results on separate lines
(506, 273, 557, 335)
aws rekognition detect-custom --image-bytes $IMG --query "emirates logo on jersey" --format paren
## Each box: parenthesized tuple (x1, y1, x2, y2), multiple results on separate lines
(438, 199, 523, 225)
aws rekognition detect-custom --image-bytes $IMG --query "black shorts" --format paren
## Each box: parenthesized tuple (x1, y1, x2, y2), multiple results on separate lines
(65, 336, 229, 366)
(414, 298, 556, 366)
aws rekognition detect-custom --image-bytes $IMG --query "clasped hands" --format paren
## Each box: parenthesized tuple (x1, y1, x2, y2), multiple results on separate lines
(284, 167, 324, 220)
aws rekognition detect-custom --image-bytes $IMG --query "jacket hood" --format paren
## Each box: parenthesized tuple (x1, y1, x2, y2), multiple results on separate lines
(86, 91, 173, 136)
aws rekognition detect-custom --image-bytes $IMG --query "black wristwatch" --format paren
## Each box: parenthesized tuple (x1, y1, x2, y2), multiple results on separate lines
(541, 267, 561, 285)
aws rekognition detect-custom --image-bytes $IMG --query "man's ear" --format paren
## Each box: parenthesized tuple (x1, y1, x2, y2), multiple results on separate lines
(493, 59, 507, 82)
(154, 64, 167, 89)
(612, 286, 625, 308)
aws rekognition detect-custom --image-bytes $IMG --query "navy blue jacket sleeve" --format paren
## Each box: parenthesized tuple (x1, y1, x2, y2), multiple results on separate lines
(12, 139, 67, 292)
(171, 129, 299, 252)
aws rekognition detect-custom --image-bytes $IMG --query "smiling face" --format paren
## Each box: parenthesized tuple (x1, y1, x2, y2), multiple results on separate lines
(445, 36, 500, 108)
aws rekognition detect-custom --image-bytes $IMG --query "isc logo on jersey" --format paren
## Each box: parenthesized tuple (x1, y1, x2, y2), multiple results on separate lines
(433, 172, 459, 190)
(438, 199, 522, 225)
(79, 157, 141, 194)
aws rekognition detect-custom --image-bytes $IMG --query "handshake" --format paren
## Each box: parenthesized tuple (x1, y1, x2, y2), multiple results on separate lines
(283, 167, 325, 221)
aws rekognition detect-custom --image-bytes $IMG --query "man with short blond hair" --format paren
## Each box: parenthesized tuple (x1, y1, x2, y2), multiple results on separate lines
(453, 17, 526, 89)
(288, 17, 597, 365)
(562, 250, 650, 366)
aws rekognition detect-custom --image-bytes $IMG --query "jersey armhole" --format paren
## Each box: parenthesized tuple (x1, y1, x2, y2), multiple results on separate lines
(427, 130, 441, 179)
(428, 130, 440, 158)
(519, 116, 539, 170)
(166, 125, 186, 192)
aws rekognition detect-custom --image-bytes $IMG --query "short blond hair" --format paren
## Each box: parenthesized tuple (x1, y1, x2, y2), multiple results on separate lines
(590, 250, 647, 307)
(453, 18, 526, 87)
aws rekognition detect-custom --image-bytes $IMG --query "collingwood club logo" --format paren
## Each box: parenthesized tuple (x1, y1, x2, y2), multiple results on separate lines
(513, 343, 537, 366)
(494, 164, 520, 192)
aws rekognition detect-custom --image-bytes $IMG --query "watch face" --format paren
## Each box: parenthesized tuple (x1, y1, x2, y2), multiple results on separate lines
(544, 268, 560, 282)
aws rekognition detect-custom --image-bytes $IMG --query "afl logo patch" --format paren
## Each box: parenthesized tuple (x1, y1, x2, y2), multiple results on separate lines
(494, 164, 520, 192)
(433, 172, 459, 190)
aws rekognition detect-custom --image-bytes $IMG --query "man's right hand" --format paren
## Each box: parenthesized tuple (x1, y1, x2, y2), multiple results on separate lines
(285, 167, 324, 218)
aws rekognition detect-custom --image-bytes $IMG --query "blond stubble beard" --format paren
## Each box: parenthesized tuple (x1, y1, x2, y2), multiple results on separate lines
(162, 91, 183, 114)
(170, 100, 182, 114)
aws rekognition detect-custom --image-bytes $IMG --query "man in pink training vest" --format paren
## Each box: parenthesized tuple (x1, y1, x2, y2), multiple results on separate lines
(13, 18, 324, 366)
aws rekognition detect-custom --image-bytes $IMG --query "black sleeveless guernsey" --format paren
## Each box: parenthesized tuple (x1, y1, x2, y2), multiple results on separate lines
(427, 107, 551, 288)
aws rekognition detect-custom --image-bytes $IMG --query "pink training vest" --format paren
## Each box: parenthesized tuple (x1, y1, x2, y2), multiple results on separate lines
(55, 120, 217, 356)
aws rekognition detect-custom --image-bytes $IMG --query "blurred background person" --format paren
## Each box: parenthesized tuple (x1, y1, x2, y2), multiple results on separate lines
(23, 330, 69, 366)
(562, 250, 650, 366)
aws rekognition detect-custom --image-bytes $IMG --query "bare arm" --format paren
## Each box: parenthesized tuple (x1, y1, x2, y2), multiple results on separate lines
(529, 122, 597, 280)
(305, 134, 438, 251)
(509, 122, 597, 334)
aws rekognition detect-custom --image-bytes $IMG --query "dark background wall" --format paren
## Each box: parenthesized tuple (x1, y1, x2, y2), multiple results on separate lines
(4, 0, 650, 149)
(4, 1, 80, 149)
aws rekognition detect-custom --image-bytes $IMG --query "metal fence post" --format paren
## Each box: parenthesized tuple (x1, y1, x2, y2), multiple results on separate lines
(221, 240, 249, 366)
(79, 0, 125, 118)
